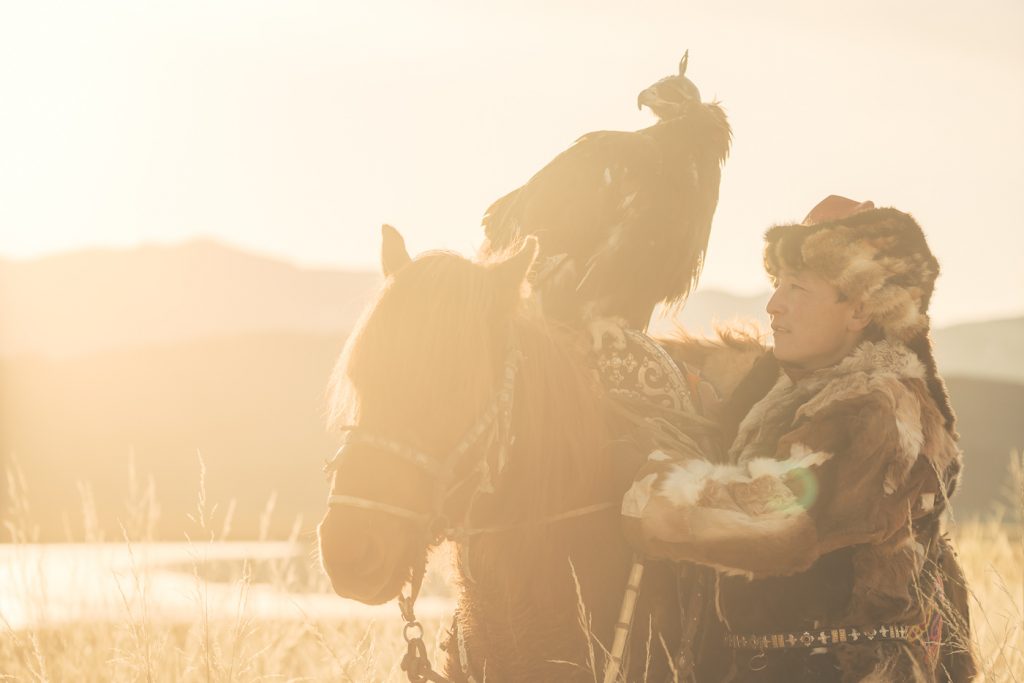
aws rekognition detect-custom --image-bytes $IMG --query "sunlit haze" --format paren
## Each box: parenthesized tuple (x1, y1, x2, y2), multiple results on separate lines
(3, 6, 1024, 675)
(1, 0, 1022, 325)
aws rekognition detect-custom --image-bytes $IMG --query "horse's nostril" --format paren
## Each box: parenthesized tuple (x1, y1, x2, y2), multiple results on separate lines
(349, 537, 383, 572)
(322, 529, 377, 570)
(318, 510, 412, 603)
(319, 514, 390, 570)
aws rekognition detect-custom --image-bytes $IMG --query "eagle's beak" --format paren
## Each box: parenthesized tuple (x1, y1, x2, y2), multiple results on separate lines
(637, 87, 657, 111)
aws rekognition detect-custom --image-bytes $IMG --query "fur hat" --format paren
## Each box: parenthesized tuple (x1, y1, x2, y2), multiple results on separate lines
(764, 196, 956, 433)
(764, 196, 939, 343)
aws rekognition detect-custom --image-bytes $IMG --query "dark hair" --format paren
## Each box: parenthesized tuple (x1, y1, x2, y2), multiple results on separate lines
(905, 332, 958, 436)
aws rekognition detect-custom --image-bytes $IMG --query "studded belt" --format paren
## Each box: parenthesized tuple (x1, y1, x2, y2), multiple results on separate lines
(725, 622, 929, 650)
(725, 578, 944, 660)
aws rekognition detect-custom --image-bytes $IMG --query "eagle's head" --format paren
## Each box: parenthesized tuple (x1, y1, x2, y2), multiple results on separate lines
(637, 51, 702, 121)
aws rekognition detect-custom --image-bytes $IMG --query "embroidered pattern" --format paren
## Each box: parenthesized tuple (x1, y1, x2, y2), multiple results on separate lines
(596, 329, 695, 414)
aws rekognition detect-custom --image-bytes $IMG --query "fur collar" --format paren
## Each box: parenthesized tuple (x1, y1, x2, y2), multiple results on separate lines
(730, 340, 925, 464)
(785, 339, 925, 394)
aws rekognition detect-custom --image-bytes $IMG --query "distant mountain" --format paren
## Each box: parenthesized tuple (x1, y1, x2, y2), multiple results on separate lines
(2, 241, 1021, 386)
(933, 318, 1024, 385)
(0, 239, 773, 357)
(944, 376, 1024, 520)
(0, 240, 380, 357)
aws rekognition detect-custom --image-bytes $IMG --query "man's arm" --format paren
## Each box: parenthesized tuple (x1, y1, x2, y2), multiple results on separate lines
(622, 385, 940, 577)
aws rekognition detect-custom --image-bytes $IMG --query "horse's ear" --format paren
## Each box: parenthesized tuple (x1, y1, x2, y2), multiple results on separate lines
(490, 236, 539, 293)
(381, 224, 411, 277)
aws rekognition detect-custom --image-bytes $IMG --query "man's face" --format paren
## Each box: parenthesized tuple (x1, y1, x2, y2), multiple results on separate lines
(767, 269, 867, 372)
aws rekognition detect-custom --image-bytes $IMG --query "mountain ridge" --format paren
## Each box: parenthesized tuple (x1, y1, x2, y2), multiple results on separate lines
(4, 241, 1022, 385)
(0, 239, 380, 357)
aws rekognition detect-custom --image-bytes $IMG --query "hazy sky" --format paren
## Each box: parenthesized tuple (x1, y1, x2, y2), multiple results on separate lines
(1, 1, 1022, 326)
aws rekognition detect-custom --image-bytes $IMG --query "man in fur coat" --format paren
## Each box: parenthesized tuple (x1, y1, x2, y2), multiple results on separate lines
(622, 196, 976, 681)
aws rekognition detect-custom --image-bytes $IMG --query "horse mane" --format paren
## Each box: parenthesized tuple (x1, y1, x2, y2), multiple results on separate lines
(457, 310, 629, 665)
(656, 321, 767, 398)
(328, 250, 517, 450)
(488, 313, 612, 521)
(657, 322, 774, 451)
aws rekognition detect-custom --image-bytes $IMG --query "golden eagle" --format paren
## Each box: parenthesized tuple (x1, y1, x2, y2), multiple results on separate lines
(480, 52, 731, 347)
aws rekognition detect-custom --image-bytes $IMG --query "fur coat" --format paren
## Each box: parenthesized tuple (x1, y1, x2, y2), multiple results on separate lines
(622, 340, 976, 682)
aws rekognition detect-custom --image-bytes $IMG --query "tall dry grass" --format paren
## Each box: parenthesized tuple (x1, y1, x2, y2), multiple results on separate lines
(1, 453, 1022, 682)
(0, 455, 451, 682)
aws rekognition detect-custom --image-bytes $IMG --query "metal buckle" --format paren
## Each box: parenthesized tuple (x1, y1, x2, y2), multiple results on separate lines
(403, 621, 424, 643)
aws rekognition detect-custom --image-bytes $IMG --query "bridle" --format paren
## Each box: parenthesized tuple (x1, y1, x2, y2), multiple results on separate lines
(323, 346, 617, 682)
(325, 347, 524, 536)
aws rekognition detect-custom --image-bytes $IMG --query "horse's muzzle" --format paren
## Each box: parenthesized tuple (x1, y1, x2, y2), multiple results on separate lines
(317, 507, 415, 605)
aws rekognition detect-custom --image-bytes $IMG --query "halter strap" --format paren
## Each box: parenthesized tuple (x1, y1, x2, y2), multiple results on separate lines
(448, 500, 616, 539)
(327, 494, 431, 523)
(324, 431, 441, 478)
(325, 348, 522, 536)
(327, 495, 615, 537)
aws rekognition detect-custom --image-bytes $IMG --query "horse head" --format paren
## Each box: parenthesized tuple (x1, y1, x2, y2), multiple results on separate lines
(318, 225, 538, 604)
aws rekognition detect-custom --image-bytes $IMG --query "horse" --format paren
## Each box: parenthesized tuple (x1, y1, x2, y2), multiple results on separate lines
(317, 226, 764, 681)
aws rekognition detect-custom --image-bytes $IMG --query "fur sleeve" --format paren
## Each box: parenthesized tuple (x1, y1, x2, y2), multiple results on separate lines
(621, 385, 941, 577)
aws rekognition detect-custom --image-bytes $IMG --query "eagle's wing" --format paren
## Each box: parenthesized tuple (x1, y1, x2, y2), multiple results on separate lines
(575, 103, 730, 324)
(482, 130, 661, 252)
(480, 130, 664, 324)
(481, 103, 729, 329)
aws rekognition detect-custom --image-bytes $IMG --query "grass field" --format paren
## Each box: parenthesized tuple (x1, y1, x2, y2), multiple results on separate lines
(2, 456, 1021, 682)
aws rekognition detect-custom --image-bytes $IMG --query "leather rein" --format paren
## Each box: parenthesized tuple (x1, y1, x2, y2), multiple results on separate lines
(324, 347, 619, 683)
